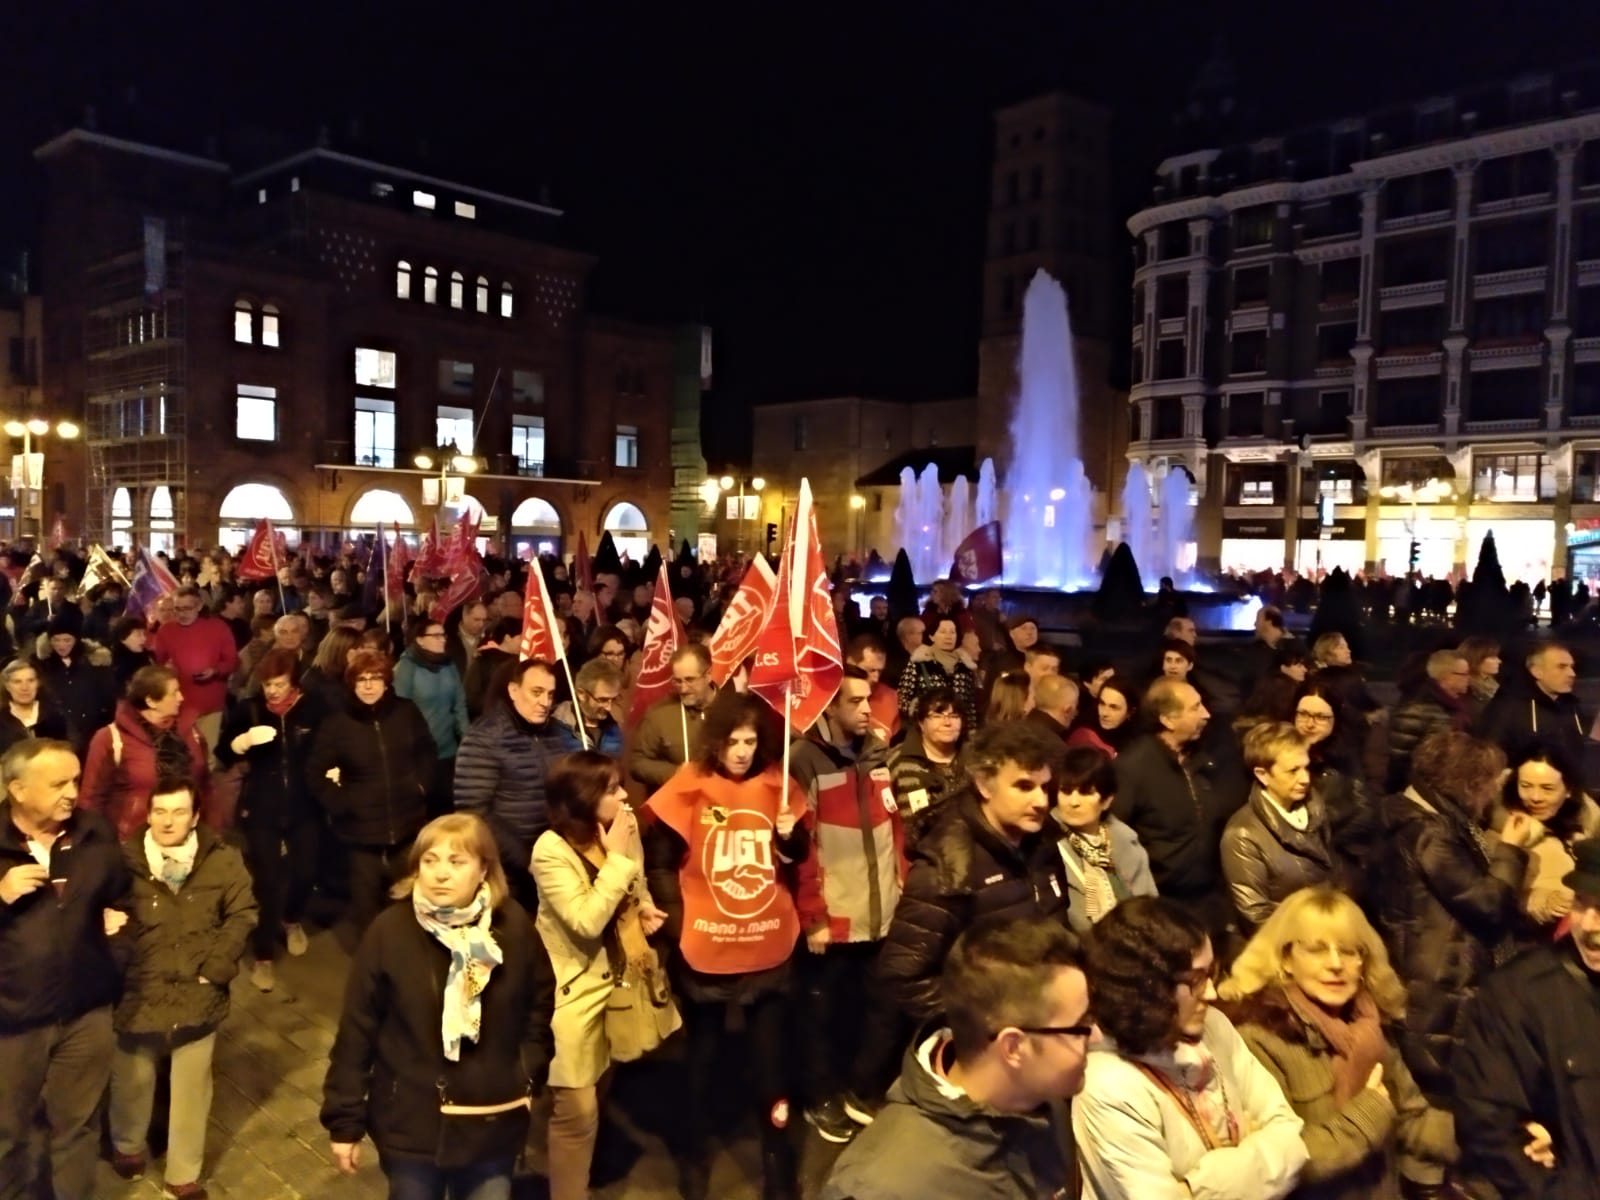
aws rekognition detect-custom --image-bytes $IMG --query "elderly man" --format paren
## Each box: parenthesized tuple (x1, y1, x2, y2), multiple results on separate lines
(822, 917, 1091, 1200)
(551, 657, 624, 755)
(151, 584, 239, 760)
(1386, 649, 1472, 791)
(627, 643, 718, 791)
(1026, 673, 1079, 743)
(0, 739, 131, 1200)
(1454, 838, 1600, 1197)
(108, 778, 257, 1197)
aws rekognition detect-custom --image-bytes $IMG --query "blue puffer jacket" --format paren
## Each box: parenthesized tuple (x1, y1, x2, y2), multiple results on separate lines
(394, 647, 470, 759)
(550, 700, 624, 758)
(452, 704, 569, 873)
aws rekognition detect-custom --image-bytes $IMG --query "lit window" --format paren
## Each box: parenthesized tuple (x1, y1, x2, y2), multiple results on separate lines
(511, 369, 544, 406)
(150, 486, 176, 554)
(354, 397, 397, 468)
(424, 266, 438, 304)
(512, 415, 545, 473)
(257, 188, 267, 204)
(500, 282, 514, 318)
(413, 190, 437, 211)
(371, 181, 394, 199)
(1239, 480, 1275, 505)
(236, 384, 277, 441)
(449, 271, 464, 310)
(110, 486, 133, 546)
(475, 275, 488, 313)
(290, 176, 300, 192)
(396, 260, 412, 300)
(454, 200, 476, 219)
(438, 359, 475, 396)
(261, 304, 280, 348)
(354, 348, 397, 389)
(234, 300, 253, 344)
(615, 424, 639, 468)
(436, 405, 474, 454)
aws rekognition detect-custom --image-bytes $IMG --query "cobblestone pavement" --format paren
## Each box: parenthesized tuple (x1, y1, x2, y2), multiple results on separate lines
(95, 927, 847, 1199)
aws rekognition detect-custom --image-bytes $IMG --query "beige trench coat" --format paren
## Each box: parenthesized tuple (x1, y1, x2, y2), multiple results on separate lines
(530, 827, 656, 1088)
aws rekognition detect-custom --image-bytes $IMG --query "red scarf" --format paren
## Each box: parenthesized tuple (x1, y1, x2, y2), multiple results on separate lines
(265, 688, 302, 717)
(1283, 984, 1387, 1105)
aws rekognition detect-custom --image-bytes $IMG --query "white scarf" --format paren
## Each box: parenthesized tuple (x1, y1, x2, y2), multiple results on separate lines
(144, 829, 199, 892)
(412, 883, 504, 1062)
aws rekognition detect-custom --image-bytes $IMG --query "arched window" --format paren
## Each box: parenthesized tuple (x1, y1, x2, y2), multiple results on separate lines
(423, 266, 439, 305)
(149, 485, 176, 554)
(396, 260, 412, 300)
(475, 275, 489, 313)
(233, 299, 253, 344)
(500, 281, 514, 319)
(602, 502, 649, 565)
(261, 303, 280, 348)
(449, 271, 464, 310)
(218, 482, 296, 550)
(349, 488, 416, 529)
(510, 497, 561, 532)
(110, 486, 133, 547)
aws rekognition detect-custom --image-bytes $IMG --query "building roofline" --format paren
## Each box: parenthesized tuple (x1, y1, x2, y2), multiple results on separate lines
(232, 148, 564, 217)
(32, 128, 230, 173)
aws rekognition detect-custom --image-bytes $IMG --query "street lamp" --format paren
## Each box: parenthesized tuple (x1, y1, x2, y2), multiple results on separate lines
(719, 474, 765, 553)
(1380, 478, 1455, 576)
(4, 417, 78, 541)
(416, 443, 480, 510)
(849, 493, 867, 558)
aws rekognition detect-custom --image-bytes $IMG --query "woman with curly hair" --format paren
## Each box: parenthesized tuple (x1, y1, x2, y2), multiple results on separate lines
(643, 693, 817, 1200)
(1219, 887, 1457, 1199)
(1370, 730, 1540, 1102)
(1074, 896, 1308, 1200)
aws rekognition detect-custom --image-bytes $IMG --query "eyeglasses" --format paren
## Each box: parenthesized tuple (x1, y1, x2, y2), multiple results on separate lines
(1292, 940, 1365, 964)
(1294, 709, 1335, 724)
(355, 674, 385, 685)
(420, 629, 446, 639)
(672, 674, 707, 687)
(995, 1022, 1095, 1042)
(1176, 960, 1219, 991)
(580, 688, 619, 710)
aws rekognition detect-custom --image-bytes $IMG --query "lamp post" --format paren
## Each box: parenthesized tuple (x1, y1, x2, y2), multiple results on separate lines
(5, 417, 79, 542)
(1379, 478, 1454, 577)
(719, 474, 765, 554)
(849, 492, 866, 559)
(415, 444, 480, 514)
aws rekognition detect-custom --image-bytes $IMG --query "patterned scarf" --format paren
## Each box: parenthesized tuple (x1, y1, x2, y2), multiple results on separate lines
(144, 829, 198, 893)
(412, 883, 503, 1062)
(1134, 1038, 1239, 1148)
(1065, 827, 1120, 923)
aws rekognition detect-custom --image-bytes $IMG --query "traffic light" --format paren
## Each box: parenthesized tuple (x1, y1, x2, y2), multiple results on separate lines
(1408, 539, 1420, 572)
(765, 523, 778, 552)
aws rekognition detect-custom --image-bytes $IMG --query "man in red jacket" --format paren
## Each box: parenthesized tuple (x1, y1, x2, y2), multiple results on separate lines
(151, 585, 238, 762)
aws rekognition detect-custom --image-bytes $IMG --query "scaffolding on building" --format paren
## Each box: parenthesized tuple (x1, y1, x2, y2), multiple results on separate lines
(82, 227, 189, 551)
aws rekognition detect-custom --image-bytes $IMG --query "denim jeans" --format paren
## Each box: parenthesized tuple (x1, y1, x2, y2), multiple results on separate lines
(381, 1156, 515, 1200)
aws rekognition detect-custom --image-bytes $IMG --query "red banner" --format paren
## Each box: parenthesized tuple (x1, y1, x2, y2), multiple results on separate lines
(237, 519, 284, 581)
(708, 555, 777, 686)
(518, 561, 566, 663)
(385, 522, 412, 609)
(429, 513, 485, 623)
(574, 530, 594, 593)
(749, 478, 842, 732)
(949, 520, 1004, 584)
(625, 561, 684, 729)
(411, 516, 445, 584)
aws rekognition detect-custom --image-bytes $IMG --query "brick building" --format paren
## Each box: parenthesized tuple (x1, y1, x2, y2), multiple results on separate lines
(33, 127, 685, 559)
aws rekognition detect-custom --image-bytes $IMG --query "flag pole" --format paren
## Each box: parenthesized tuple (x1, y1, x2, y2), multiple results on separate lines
(268, 520, 286, 612)
(780, 684, 792, 817)
(561, 649, 589, 751)
(680, 701, 689, 764)
(378, 529, 390, 635)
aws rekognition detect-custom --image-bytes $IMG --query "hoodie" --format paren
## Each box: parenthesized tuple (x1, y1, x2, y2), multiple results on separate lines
(820, 1030, 1072, 1200)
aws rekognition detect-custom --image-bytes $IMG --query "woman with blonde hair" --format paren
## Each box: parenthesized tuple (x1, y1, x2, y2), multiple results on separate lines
(983, 669, 1031, 726)
(1220, 887, 1456, 1198)
(322, 812, 555, 1199)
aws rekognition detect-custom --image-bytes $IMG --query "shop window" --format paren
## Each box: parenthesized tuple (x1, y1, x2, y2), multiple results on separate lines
(1239, 480, 1275, 505)
(1473, 451, 1553, 501)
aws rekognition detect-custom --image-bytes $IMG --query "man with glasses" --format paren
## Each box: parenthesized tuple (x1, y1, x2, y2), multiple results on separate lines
(821, 916, 1091, 1200)
(552, 658, 624, 755)
(628, 643, 717, 791)
(1074, 896, 1306, 1199)
(1385, 649, 1472, 792)
(151, 585, 239, 762)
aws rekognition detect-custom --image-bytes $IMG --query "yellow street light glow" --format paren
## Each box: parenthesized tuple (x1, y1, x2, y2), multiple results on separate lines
(849, 494, 866, 510)
(751, 477, 766, 491)
(719, 475, 735, 490)
(56, 421, 79, 439)
(452, 455, 479, 474)
(414, 453, 434, 470)
(26, 419, 48, 436)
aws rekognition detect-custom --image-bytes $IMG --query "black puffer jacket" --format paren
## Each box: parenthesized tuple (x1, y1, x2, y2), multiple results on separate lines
(216, 690, 325, 828)
(1370, 786, 1527, 1099)
(321, 899, 555, 1166)
(1384, 683, 1469, 792)
(1220, 785, 1345, 931)
(878, 789, 1069, 1023)
(115, 826, 258, 1040)
(0, 806, 131, 1033)
(307, 689, 436, 848)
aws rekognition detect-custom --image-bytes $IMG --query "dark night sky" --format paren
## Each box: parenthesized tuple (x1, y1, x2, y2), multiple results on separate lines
(2, 1, 1597, 465)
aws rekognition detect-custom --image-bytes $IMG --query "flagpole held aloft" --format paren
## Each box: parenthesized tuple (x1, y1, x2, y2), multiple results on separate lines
(267, 519, 286, 612)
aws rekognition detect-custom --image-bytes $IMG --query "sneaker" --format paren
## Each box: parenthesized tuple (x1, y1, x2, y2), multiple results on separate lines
(284, 923, 309, 956)
(803, 1098, 858, 1145)
(163, 1184, 209, 1200)
(250, 960, 274, 992)
(110, 1151, 146, 1180)
(841, 1091, 882, 1126)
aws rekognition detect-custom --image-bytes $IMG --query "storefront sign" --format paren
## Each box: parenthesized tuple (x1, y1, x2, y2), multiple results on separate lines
(1299, 518, 1365, 540)
(1222, 519, 1281, 539)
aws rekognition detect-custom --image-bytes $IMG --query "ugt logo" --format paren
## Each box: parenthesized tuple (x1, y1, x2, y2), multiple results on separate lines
(701, 810, 777, 920)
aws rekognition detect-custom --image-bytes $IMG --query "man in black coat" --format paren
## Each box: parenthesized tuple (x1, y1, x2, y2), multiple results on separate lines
(878, 721, 1070, 1024)
(1453, 839, 1600, 1199)
(1476, 642, 1591, 776)
(1113, 678, 1245, 949)
(0, 738, 132, 1199)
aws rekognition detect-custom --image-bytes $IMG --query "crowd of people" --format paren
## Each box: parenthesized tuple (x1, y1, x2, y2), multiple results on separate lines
(2, 539, 1600, 1199)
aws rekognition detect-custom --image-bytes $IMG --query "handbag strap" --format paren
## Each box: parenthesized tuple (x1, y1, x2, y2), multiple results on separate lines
(569, 839, 627, 981)
(1128, 1061, 1233, 1152)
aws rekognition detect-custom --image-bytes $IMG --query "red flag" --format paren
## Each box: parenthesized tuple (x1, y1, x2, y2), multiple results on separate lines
(625, 561, 684, 729)
(237, 518, 282, 581)
(749, 478, 842, 732)
(574, 530, 594, 593)
(385, 522, 412, 609)
(429, 514, 485, 622)
(410, 515, 444, 583)
(518, 561, 566, 663)
(48, 515, 66, 552)
(708, 555, 777, 686)
(949, 521, 1004, 584)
